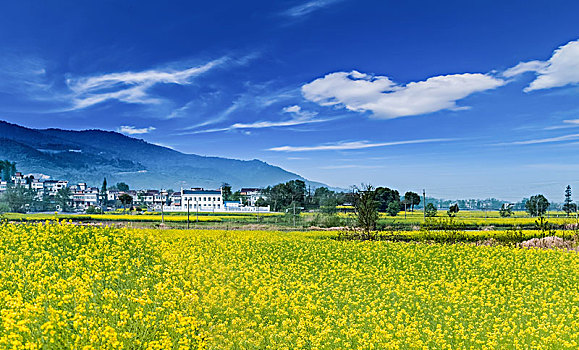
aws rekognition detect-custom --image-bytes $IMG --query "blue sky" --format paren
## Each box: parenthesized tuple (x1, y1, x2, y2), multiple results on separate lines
(1, 0, 578, 201)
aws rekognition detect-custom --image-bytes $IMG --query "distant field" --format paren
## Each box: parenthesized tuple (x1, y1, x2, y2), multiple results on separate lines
(3, 210, 578, 230)
(1, 222, 578, 349)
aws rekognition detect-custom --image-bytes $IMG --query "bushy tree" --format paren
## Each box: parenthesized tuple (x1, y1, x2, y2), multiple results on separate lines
(447, 203, 460, 217)
(116, 182, 130, 192)
(375, 187, 400, 212)
(354, 185, 379, 233)
(55, 187, 72, 212)
(499, 203, 513, 217)
(386, 201, 400, 216)
(525, 194, 550, 217)
(404, 191, 421, 211)
(425, 203, 437, 217)
(118, 193, 133, 211)
(261, 180, 306, 212)
(0, 185, 36, 213)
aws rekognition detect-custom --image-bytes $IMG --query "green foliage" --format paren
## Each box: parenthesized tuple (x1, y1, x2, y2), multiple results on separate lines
(116, 182, 130, 192)
(526, 194, 550, 216)
(375, 187, 400, 212)
(447, 203, 460, 217)
(221, 183, 232, 201)
(262, 180, 306, 212)
(425, 203, 437, 217)
(563, 185, 576, 216)
(55, 187, 72, 212)
(0, 185, 37, 213)
(386, 201, 400, 216)
(499, 203, 514, 217)
(404, 191, 421, 211)
(118, 193, 133, 210)
(312, 213, 343, 228)
(0, 160, 17, 181)
(354, 185, 379, 233)
(85, 205, 103, 214)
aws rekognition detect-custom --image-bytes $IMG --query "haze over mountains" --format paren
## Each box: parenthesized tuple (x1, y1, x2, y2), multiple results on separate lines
(0, 121, 323, 190)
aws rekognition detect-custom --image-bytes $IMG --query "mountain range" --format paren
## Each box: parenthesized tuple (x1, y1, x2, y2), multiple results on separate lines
(0, 120, 324, 190)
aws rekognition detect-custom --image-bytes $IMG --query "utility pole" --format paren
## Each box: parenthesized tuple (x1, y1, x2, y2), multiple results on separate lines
(196, 199, 199, 223)
(423, 189, 426, 221)
(187, 197, 190, 229)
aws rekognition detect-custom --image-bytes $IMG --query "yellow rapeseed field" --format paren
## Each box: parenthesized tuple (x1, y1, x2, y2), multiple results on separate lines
(0, 221, 205, 349)
(1, 222, 579, 349)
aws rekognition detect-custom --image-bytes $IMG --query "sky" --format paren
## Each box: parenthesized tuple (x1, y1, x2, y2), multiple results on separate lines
(0, 0, 578, 201)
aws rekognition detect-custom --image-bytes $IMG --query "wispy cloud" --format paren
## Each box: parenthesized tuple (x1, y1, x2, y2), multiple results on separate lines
(66, 58, 227, 110)
(282, 0, 343, 18)
(544, 119, 579, 130)
(269, 138, 453, 152)
(117, 125, 156, 135)
(319, 164, 385, 169)
(185, 105, 334, 134)
(302, 70, 505, 119)
(503, 38, 579, 92)
(496, 133, 579, 145)
(0, 55, 52, 95)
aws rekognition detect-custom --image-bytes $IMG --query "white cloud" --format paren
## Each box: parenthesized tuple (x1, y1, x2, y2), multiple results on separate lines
(544, 119, 579, 130)
(186, 105, 330, 134)
(503, 39, 579, 92)
(66, 58, 226, 109)
(502, 60, 547, 78)
(283, 0, 343, 18)
(117, 125, 156, 135)
(497, 133, 579, 145)
(302, 71, 505, 119)
(268, 138, 453, 152)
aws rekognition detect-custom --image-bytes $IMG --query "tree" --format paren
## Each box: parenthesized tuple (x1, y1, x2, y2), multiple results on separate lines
(101, 178, 108, 208)
(386, 201, 400, 216)
(55, 187, 72, 212)
(116, 182, 130, 192)
(261, 180, 306, 212)
(375, 187, 400, 212)
(0, 160, 17, 181)
(118, 193, 133, 211)
(0, 185, 36, 213)
(499, 203, 514, 217)
(525, 194, 550, 217)
(563, 185, 576, 216)
(425, 203, 437, 217)
(404, 191, 421, 211)
(221, 183, 232, 201)
(354, 184, 379, 233)
(447, 203, 460, 217)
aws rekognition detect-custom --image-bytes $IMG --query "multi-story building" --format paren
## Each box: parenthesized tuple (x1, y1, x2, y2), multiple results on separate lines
(43, 180, 69, 196)
(240, 188, 264, 206)
(181, 188, 223, 211)
(72, 187, 100, 209)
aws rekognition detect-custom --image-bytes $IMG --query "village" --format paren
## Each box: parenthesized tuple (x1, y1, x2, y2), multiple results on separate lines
(0, 172, 271, 213)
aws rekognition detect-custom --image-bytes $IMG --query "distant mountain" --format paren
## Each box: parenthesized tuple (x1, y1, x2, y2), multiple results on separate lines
(0, 120, 325, 190)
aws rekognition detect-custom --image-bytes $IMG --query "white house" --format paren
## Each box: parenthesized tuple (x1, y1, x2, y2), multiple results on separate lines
(240, 187, 264, 206)
(180, 188, 223, 212)
(161, 187, 270, 212)
(72, 187, 99, 209)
